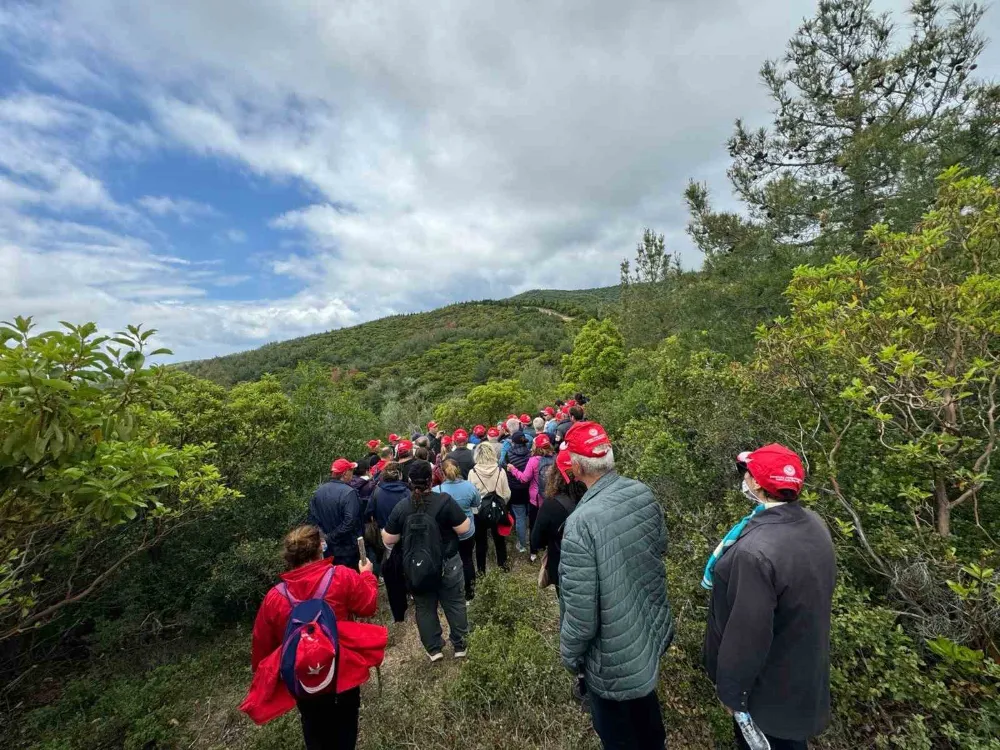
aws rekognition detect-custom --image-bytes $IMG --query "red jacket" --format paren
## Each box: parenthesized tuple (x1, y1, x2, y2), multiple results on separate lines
(242, 559, 386, 725)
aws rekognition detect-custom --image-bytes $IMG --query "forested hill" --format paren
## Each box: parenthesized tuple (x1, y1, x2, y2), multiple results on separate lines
(176, 290, 615, 388)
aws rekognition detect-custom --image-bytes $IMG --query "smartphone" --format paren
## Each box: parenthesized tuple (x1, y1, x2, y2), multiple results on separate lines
(357, 536, 367, 562)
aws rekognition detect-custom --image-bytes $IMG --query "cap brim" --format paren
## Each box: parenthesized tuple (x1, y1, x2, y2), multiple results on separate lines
(300, 662, 336, 694)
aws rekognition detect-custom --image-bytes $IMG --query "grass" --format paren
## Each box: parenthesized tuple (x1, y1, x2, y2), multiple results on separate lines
(12, 549, 730, 750)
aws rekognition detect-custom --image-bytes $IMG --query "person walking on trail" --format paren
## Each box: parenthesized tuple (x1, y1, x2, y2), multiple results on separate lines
(433, 458, 481, 602)
(506, 432, 555, 562)
(503, 430, 533, 554)
(702, 445, 835, 750)
(387, 433, 401, 458)
(360, 439, 381, 476)
(382, 460, 470, 661)
(395, 440, 416, 482)
(447, 428, 476, 479)
(559, 421, 674, 750)
(498, 417, 521, 465)
(555, 404, 584, 444)
(519, 413, 535, 440)
(425, 421, 440, 453)
(469, 441, 512, 574)
(309, 458, 364, 572)
(365, 462, 410, 623)
(531, 448, 584, 597)
(244, 525, 385, 750)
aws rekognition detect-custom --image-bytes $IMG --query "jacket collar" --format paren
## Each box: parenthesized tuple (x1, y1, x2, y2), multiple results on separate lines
(747, 502, 807, 526)
(579, 471, 620, 506)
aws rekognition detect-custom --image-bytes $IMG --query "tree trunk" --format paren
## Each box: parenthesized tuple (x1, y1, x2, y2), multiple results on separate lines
(935, 475, 950, 536)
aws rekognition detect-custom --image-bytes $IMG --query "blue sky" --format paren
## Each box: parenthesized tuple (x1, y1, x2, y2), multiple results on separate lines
(2, 0, 998, 361)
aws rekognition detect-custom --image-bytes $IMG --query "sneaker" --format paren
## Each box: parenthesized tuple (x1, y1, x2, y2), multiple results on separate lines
(454, 649, 467, 659)
(530, 554, 537, 563)
(516, 544, 527, 554)
(429, 651, 444, 662)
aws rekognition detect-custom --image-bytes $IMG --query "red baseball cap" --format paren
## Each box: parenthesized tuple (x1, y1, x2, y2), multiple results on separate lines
(487, 427, 500, 438)
(534, 433, 551, 449)
(441, 435, 453, 446)
(519, 413, 531, 425)
(331, 458, 358, 474)
(745, 444, 805, 497)
(427, 421, 438, 431)
(388, 434, 400, 442)
(367, 439, 380, 450)
(453, 428, 469, 441)
(496, 512, 514, 536)
(396, 439, 414, 454)
(543, 406, 556, 416)
(294, 622, 337, 695)
(562, 421, 610, 458)
(507, 414, 517, 421)
(473, 424, 487, 436)
(556, 448, 573, 482)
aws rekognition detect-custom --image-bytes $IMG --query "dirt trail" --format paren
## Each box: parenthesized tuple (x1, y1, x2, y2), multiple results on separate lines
(530, 306, 574, 322)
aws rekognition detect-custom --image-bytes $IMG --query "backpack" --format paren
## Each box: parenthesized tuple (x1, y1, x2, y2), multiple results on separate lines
(277, 567, 340, 699)
(473, 468, 507, 525)
(401, 496, 444, 594)
(536, 455, 555, 499)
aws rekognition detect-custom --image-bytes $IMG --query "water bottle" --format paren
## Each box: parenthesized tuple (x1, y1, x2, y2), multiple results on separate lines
(734, 712, 771, 750)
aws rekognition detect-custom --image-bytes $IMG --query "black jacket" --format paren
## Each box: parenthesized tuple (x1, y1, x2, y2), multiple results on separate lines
(448, 447, 475, 479)
(703, 503, 836, 741)
(308, 478, 363, 560)
(505, 439, 532, 491)
(530, 492, 577, 588)
(553, 418, 574, 443)
(365, 480, 411, 530)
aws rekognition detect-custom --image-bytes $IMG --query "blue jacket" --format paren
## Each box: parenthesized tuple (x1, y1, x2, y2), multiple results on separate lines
(308, 479, 363, 560)
(433, 479, 481, 540)
(365, 480, 411, 530)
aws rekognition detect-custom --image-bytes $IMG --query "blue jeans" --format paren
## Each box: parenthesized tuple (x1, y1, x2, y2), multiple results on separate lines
(511, 503, 528, 549)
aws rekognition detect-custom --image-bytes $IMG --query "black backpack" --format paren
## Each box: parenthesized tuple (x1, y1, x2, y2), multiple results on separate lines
(473, 469, 507, 525)
(536, 455, 556, 499)
(401, 497, 444, 594)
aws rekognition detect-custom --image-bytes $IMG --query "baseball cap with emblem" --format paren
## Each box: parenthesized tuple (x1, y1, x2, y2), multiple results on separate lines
(294, 623, 337, 695)
(745, 444, 805, 498)
(561, 421, 611, 458)
(330, 458, 358, 474)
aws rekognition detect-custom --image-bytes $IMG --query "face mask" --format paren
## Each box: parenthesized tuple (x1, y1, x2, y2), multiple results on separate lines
(742, 478, 764, 506)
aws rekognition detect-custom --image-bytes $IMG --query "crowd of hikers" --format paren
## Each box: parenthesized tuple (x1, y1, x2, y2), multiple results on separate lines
(240, 395, 837, 750)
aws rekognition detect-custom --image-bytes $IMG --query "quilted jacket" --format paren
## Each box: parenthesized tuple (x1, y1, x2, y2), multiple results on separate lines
(558, 471, 674, 700)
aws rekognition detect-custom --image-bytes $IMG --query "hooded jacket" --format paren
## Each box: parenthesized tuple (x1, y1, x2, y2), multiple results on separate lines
(365, 480, 411, 529)
(469, 463, 511, 502)
(504, 436, 532, 492)
(507, 454, 550, 507)
(308, 479, 362, 561)
(243, 558, 386, 724)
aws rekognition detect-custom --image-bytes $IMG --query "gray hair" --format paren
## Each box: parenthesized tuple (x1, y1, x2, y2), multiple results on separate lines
(533, 417, 544, 431)
(505, 418, 520, 433)
(415, 435, 430, 448)
(570, 446, 615, 479)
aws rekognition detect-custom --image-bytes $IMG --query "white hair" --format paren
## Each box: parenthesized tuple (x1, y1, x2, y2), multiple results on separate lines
(570, 446, 615, 479)
(505, 418, 520, 433)
(533, 417, 545, 430)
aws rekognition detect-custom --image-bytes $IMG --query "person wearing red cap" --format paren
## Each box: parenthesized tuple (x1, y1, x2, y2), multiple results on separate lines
(447, 429, 475, 479)
(360, 439, 382, 475)
(247, 525, 383, 749)
(486, 426, 501, 443)
(469, 441, 511, 575)
(308, 458, 364, 571)
(469, 424, 487, 446)
(502, 428, 533, 553)
(558, 421, 673, 750)
(506, 433, 556, 561)
(531, 448, 585, 595)
(387, 433, 401, 458)
(702, 444, 835, 750)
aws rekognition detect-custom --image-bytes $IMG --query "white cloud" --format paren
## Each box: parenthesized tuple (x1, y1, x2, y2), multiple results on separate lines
(137, 195, 220, 223)
(2, 0, 998, 361)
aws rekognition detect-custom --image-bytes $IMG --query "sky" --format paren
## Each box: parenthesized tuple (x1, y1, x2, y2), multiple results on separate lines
(1, 1, 998, 361)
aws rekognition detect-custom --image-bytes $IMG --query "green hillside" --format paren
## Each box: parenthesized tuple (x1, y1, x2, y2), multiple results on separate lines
(177, 292, 613, 388)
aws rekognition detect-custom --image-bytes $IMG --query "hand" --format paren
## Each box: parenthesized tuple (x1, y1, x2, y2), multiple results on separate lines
(359, 558, 374, 575)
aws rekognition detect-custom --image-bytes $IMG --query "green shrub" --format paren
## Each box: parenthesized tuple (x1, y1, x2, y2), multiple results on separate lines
(191, 538, 285, 627)
(468, 570, 544, 632)
(452, 622, 565, 713)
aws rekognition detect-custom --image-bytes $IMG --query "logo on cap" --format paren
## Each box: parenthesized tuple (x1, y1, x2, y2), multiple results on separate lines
(783, 465, 796, 476)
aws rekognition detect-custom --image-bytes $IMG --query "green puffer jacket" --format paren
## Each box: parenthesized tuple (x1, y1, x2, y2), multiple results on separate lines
(558, 471, 674, 700)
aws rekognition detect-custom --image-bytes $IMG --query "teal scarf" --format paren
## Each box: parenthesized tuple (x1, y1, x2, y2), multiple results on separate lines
(701, 504, 766, 590)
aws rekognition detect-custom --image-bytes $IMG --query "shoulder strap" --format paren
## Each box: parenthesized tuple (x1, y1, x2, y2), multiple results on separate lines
(311, 567, 336, 601)
(555, 493, 575, 515)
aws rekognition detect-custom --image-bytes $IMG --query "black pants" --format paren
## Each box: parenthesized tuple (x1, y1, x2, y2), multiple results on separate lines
(382, 548, 408, 623)
(588, 689, 665, 750)
(297, 687, 361, 750)
(528, 503, 539, 553)
(459, 536, 476, 600)
(474, 519, 508, 574)
(734, 719, 807, 750)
